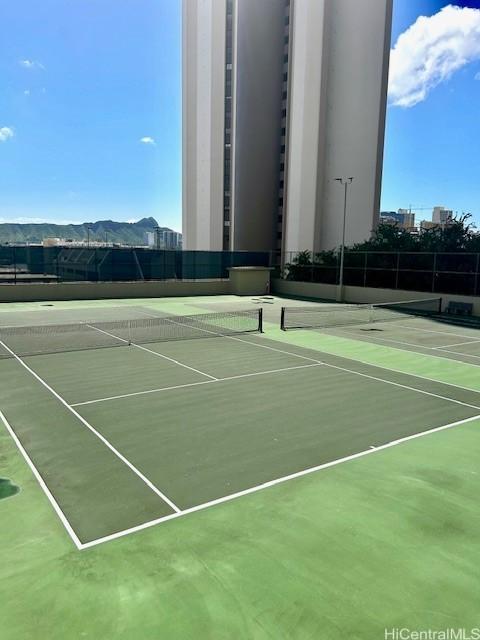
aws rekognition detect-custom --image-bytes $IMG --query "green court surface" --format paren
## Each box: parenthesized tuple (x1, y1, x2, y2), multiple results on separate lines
(1, 295, 480, 639)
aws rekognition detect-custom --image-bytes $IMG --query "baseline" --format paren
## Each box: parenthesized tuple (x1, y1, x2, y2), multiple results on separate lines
(80, 412, 480, 550)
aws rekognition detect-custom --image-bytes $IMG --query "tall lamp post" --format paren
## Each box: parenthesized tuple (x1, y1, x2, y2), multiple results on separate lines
(334, 177, 354, 302)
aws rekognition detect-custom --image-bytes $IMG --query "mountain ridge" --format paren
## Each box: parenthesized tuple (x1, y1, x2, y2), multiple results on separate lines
(0, 217, 178, 245)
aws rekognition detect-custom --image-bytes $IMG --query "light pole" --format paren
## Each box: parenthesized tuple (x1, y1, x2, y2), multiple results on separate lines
(334, 176, 354, 302)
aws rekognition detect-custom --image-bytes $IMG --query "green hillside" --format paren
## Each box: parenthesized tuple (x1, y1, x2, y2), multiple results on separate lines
(0, 217, 173, 245)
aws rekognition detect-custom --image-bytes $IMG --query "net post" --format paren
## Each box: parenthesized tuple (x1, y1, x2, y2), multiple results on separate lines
(128, 320, 132, 345)
(280, 307, 286, 331)
(258, 308, 264, 333)
(437, 297, 443, 314)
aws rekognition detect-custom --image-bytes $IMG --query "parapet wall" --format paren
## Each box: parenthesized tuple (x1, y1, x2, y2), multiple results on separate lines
(272, 278, 480, 315)
(0, 267, 273, 302)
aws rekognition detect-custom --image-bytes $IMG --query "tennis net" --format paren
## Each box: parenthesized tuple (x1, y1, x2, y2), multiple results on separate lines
(0, 309, 263, 358)
(280, 298, 442, 330)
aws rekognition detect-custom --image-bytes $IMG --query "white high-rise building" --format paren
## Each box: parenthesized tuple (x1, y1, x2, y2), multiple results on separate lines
(432, 206, 453, 225)
(182, 0, 393, 257)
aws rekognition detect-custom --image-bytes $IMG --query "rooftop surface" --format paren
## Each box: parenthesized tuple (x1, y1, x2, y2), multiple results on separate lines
(1, 294, 479, 639)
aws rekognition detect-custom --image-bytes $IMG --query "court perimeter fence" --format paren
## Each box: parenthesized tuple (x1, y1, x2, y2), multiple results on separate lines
(0, 245, 275, 284)
(282, 250, 480, 297)
(3, 245, 480, 298)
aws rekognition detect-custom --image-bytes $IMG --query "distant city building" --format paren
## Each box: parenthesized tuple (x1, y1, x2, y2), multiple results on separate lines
(432, 206, 453, 225)
(43, 237, 63, 247)
(183, 0, 393, 255)
(418, 206, 454, 232)
(379, 209, 415, 229)
(145, 232, 155, 248)
(419, 220, 438, 232)
(147, 230, 183, 250)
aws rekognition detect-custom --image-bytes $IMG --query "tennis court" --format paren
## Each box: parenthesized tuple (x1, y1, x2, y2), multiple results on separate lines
(2, 300, 480, 549)
(281, 297, 480, 366)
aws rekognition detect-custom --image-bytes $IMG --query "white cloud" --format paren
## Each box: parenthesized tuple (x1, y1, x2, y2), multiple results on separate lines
(19, 59, 45, 70)
(126, 218, 139, 223)
(0, 216, 83, 225)
(140, 136, 156, 145)
(23, 89, 30, 96)
(0, 127, 14, 142)
(475, 70, 480, 80)
(388, 4, 480, 107)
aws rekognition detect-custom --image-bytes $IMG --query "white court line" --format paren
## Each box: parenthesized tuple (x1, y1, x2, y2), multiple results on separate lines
(140, 310, 480, 394)
(226, 334, 480, 409)
(323, 325, 480, 369)
(143, 311, 480, 396)
(434, 339, 480, 349)
(330, 326, 479, 357)
(394, 323, 480, 339)
(434, 347, 480, 360)
(82, 324, 480, 411)
(71, 363, 323, 407)
(79, 412, 480, 550)
(86, 324, 217, 381)
(0, 339, 181, 515)
(0, 410, 83, 550)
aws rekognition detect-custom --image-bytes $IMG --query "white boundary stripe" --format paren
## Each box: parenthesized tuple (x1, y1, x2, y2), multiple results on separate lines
(0, 410, 83, 550)
(435, 347, 480, 360)
(0, 339, 181, 514)
(247, 331, 480, 393)
(79, 412, 480, 550)
(71, 363, 323, 407)
(327, 326, 480, 367)
(395, 323, 480, 339)
(86, 324, 218, 381)
(229, 335, 480, 410)
(106, 312, 480, 406)
(434, 339, 480, 349)
(322, 360, 480, 410)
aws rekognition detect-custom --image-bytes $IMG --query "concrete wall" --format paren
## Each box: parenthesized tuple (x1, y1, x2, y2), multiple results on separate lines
(232, 0, 286, 251)
(0, 269, 276, 303)
(272, 278, 480, 315)
(0, 280, 231, 303)
(182, 0, 226, 250)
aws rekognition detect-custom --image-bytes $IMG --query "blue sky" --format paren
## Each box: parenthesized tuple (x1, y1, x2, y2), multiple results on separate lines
(381, 0, 480, 223)
(1, 1, 480, 230)
(0, 0, 181, 230)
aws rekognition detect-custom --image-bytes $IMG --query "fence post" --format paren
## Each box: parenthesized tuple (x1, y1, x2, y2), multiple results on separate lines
(363, 252, 368, 287)
(475, 253, 480, 296)
(395, 252, 400, 290)
(432, 253, 437, 292)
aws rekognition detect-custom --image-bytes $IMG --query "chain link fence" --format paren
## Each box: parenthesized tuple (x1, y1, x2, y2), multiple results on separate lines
(0, 246, 274, 284)
(282, 250, 480, 296)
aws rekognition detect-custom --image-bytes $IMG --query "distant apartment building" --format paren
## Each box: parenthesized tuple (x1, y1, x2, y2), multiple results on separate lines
(432, 206, 453, 225)
(146, 230, 183, 250)
(419, 206, 454, 232)
(182, 0, 393, 256)
(380, 209, 415, 230)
